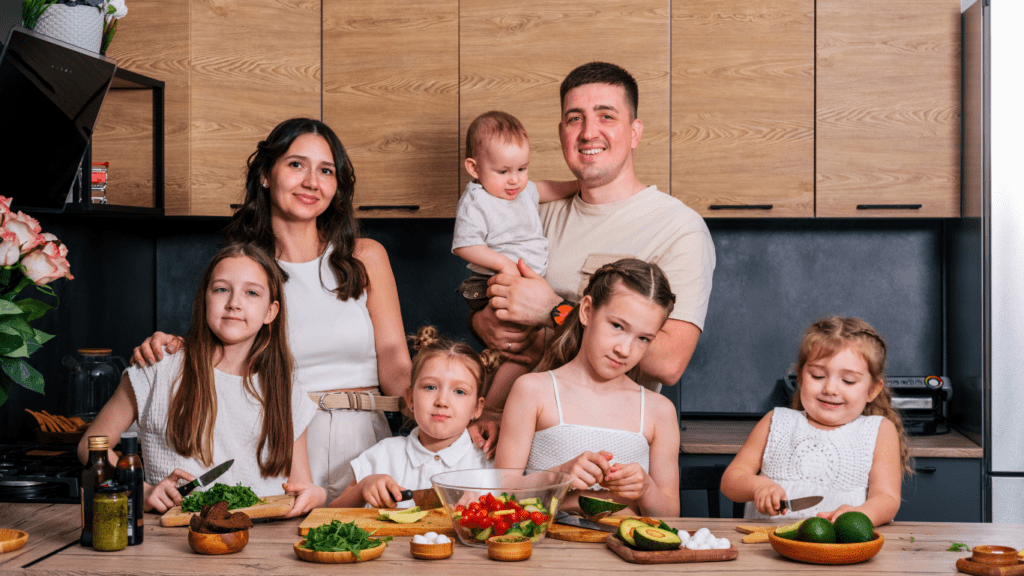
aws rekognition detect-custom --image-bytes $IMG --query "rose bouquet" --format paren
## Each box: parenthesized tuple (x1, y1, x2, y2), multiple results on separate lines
(0, 196, 73, 407)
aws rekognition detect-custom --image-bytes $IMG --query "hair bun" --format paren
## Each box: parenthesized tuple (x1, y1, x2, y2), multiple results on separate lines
(478, 348, 503, 374)
(410, 325, 440, 351)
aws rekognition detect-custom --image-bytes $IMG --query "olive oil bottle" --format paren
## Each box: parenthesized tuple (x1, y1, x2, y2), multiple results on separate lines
(116, 432, 144, 545)
(81, 436, 115, 546)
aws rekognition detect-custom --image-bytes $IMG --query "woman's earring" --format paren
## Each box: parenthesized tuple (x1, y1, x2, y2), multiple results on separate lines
(262, 180, 269, 188)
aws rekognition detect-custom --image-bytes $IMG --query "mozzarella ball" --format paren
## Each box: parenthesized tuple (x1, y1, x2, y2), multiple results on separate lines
(434, 535, 451, 545)
(424, 532, 438, 541)
(685, 540, 702, 550)
(413, 535, 429, 544)
(698, 542, 712, 550)
(714, 538, 732, 549)
(694, 527, 711, 539)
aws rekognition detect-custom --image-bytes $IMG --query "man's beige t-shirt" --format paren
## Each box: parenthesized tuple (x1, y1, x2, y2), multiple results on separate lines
(538, 186, 715, 331)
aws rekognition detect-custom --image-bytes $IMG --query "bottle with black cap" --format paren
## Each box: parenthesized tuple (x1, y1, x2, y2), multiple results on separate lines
(116, 432, 145, 545)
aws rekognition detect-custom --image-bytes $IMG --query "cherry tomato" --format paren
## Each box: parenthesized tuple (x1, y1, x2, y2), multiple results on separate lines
(478, 516, 494, 529)
(459, 516, 474, 527)
(469, 502, 481, 513)
(494, 520, 510, 536)
(455, 504, 466, 513)
(530, 511, 546, 525)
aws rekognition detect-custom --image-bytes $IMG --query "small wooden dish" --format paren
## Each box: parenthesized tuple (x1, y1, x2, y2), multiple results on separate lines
(0, 530, 28, 554)
(973, 546, 1020, 566)
(487, 535, 532, 562)
(410, 540, 454, 560)
(188, 528, 249, 555)
(293, 539, 387, 563)
(768, 530, 884, 565)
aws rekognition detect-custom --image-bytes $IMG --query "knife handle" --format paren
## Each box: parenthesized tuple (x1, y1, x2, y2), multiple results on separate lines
(177, 481, 198, 497)
(399, 489, 413, 501)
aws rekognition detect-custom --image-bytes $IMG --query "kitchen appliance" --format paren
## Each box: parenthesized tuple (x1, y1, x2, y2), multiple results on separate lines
(952, 0, 1024, 523)
(0, 444, 82, 504)
(64, 349, 128, 420)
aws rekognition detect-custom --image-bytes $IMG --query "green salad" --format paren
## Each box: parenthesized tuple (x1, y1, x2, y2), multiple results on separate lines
(180, 483, 261, 513)
(301, 520, 392, 558)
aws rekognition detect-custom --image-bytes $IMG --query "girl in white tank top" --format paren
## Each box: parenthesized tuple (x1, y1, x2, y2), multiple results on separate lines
(494, 258, 682, 518)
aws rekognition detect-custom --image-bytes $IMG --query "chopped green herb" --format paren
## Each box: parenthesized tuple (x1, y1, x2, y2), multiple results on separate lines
(180, 483, 261, 513)
(910, 537, 915, 543)
(947, 542, 970, 552)
(301, 520, 392, 558)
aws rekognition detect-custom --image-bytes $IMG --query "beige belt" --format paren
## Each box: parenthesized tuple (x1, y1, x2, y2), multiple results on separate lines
(308, 390, 403, 412)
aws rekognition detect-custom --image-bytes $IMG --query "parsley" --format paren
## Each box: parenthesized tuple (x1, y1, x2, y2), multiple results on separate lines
(180, 483, 261, 513)
(910, 537, 915, 543)
(302, 520, 392, 558)
(947, 542, 970, 552)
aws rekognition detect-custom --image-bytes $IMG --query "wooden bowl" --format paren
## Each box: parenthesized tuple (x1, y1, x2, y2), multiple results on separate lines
(487, 535, 532, 562)
(972, 545, 1019, 565)
(188, 528, 249, 555)
(293, 539, 387, 563)
(0, 530, 28, 554)
(768, 530, 884, 564)
(410, 539, 454, 560)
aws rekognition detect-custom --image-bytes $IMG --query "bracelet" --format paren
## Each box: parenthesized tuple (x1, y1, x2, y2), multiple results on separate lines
(550, 300, 575, 327)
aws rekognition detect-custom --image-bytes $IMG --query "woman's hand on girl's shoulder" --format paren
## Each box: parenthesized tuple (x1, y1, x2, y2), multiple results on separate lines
(283, 481, 327, 517)
(131, 331, 183, 367)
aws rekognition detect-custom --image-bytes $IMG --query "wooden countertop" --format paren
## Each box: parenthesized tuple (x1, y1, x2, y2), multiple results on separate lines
(680, 419, 983, 458)
(0, 503, 1018, 575)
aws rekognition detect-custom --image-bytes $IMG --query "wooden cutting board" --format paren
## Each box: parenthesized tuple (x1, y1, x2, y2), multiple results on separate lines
(548, 516, 625, 543)
(957, 558, 1024, 576)
(606, 533, 739, 564)
(160, 494, 294, 527)
(298, 508, 455, 537)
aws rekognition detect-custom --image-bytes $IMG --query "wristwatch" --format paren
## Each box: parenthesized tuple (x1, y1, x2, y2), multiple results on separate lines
(550, 300, 575, 327)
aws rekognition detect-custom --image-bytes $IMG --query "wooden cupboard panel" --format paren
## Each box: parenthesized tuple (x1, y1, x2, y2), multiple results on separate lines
(96, 0, 189, 213)
(191, 0, 321, 217)
(816, 0, 960, 218)
(323, 2, 459, 218)
(672, 0, 814, 218)
(460, 1, 670, 196)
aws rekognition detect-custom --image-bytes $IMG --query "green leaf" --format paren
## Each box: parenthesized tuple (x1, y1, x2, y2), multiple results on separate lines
(0, 332, 24, 355)
(3, 342, 29, 358)
(0, 382, 7, 407)
(180, 483, 261, 513)
(301, 520, 391, 557)
(15, 298, 53, 322)
(2, 316, 35, 339)
(0, 300, 23, 316)
(33, 329, 54, 346)
(0, 358, 44, 394)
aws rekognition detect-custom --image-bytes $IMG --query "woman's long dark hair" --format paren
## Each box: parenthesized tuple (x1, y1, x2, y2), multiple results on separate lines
(223, 117, 368, 299)
(166, 242, 295, 477)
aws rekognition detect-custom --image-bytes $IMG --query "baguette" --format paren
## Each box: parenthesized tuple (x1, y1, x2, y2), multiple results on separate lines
(42, 410, 73, 432)
(24, 409, 50, 431)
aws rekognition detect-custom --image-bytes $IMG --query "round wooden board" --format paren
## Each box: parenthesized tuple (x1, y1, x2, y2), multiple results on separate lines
(547, 517, 625, 543)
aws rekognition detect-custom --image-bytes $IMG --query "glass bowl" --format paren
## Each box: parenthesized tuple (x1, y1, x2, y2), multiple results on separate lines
(431, 468, 571, 547)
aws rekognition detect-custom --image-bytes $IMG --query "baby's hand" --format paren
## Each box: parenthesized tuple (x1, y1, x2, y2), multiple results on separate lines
(498, 261, 521, 278)
(563, 451, 613, 490)
(359, 474, 405, 509)
(753, 480, 788, 516)
(599, 462, 645, 501)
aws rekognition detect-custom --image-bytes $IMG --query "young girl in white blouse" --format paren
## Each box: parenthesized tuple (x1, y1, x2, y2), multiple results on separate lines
(79, 243, 325, 517)
(494, 258, 681, 517)
(330, 326, 499, 508)
(720, 317, 910, 526)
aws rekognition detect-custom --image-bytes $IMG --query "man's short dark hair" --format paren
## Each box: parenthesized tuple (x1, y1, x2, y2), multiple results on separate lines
(560, 62, 639, 120)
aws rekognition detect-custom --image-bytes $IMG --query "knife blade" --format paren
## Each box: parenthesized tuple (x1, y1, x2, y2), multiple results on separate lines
(398, 488, 442, 510)
(780, 495, 824, 513)
(554, 511, 618, 533)
(177, 459, 234, 497)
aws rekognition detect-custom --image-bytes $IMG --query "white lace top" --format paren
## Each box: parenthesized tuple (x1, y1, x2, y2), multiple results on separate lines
(526, 371, 649, 481)
(744, 407, 883, 519)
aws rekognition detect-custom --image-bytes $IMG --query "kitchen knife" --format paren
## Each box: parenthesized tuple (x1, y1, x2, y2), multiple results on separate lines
(779, 495, 824, 513)
(554, 511, 618, 533)
(399, 488, 442, 510)
(177, 459, 234, 497)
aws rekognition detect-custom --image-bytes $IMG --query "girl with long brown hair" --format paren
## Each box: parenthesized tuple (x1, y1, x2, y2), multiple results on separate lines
(80, 243, 325, 516)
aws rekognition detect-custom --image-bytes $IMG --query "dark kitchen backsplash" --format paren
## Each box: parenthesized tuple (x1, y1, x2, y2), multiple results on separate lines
(0, 215, 945, 440)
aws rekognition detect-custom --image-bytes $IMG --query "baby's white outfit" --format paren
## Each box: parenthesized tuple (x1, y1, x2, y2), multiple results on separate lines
(348, 427, 491, 509)
(526, 371, 649, 479)
(744, 407, 883, 519)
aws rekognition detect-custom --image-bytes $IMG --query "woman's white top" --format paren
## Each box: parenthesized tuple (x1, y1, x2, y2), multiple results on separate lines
(744, 407, 883, 519)
(526, 371, 649, 478)
(278, 250, 378, 393)
(128, 351, 317, 497)
(348, 427, 491, 508)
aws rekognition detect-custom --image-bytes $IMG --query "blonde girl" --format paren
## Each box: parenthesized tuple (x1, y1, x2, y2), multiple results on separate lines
(721, 316, 910, 526)
(80, 243, 325, 516)
(331, 326, 501, 508)
(495, 258, 680, 517)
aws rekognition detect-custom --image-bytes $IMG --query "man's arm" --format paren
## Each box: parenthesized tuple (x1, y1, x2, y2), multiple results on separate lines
(637, 318, 700, 386)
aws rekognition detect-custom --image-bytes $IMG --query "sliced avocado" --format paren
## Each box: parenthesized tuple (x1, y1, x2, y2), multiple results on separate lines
(633, 526, 682, 551)
(474, 526, 493, 541)
(774, 519, 807, 540)
(617, 518, 651, 548)
(378, 508, 428, 523)
(578, 495, 629, 517)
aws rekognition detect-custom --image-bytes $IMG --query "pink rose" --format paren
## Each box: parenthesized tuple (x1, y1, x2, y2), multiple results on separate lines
(1, 211, 43, 254)
(0, 228, 19, 266)
(21, 241, 73, 285)
(0, 196, 11, 217)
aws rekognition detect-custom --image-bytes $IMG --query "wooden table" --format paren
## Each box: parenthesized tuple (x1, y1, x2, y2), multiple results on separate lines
(1, 503, 1019, 575)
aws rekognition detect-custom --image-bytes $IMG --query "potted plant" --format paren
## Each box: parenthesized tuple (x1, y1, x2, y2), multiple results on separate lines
(23, 0, 128, 54)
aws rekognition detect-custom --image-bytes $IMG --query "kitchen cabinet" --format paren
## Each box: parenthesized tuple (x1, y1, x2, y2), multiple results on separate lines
(895, 458, 982, 523)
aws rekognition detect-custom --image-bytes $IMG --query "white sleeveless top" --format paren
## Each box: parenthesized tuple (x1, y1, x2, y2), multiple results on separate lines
(526, 371, 650, 478)
(744, 407, 883, 519)
(278, 249, 378, 394)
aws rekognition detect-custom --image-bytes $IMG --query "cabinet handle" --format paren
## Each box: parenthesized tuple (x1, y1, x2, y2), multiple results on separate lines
(856, 204, 922, 210)
(357, 205, 420, 211)
(915, 466, 937, 474)
(708, 204, 773, 210)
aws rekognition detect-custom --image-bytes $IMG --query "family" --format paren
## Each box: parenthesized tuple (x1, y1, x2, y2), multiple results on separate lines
(78, 62, 908, 526)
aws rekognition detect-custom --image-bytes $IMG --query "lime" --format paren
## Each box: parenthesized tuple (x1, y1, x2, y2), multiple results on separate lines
(797, 517, 836, 544)
(833, 511, 874, 543)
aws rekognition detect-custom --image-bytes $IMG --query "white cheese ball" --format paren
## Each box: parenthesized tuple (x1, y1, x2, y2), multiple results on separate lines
(678, 531, 691, 543)
(698, 542, 712, 550)
(694, 527, 711, 540)
(424, 532, 438, 541)
(413, 535, 429, 544)
(435, 535, 450, 544)
(714, 537, 731, 549)
(685, 540, 702, 550)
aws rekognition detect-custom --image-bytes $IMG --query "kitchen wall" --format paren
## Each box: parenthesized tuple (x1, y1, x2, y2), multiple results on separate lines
(0, 215, 947, 440)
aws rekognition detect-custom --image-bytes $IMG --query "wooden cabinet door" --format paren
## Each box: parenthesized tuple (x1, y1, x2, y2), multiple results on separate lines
(816, 0, 960, 218)
(190, 0, 321, 217)
(460, 0, 669, 196)
(672, 0, 814, 218)
(323, 2, 459, 218)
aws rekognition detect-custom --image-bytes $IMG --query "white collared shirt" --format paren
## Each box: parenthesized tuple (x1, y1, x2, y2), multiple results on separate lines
(348, 427, 491, 508)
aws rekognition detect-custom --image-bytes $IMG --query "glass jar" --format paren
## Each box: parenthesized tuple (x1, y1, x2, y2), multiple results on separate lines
(93, 482, 128, 551)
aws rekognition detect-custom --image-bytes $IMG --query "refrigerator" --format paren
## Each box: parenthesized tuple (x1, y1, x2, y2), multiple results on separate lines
(951, 0, 1024, 523)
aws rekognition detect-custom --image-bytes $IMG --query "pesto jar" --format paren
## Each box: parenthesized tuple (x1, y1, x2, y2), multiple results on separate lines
(93, 482, 128, 551)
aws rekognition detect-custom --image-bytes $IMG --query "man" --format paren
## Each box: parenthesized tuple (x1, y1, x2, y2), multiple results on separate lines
(471, 62, 715, 448)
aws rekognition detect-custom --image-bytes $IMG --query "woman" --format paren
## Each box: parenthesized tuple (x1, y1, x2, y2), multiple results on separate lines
(133, 118, 412, 503)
